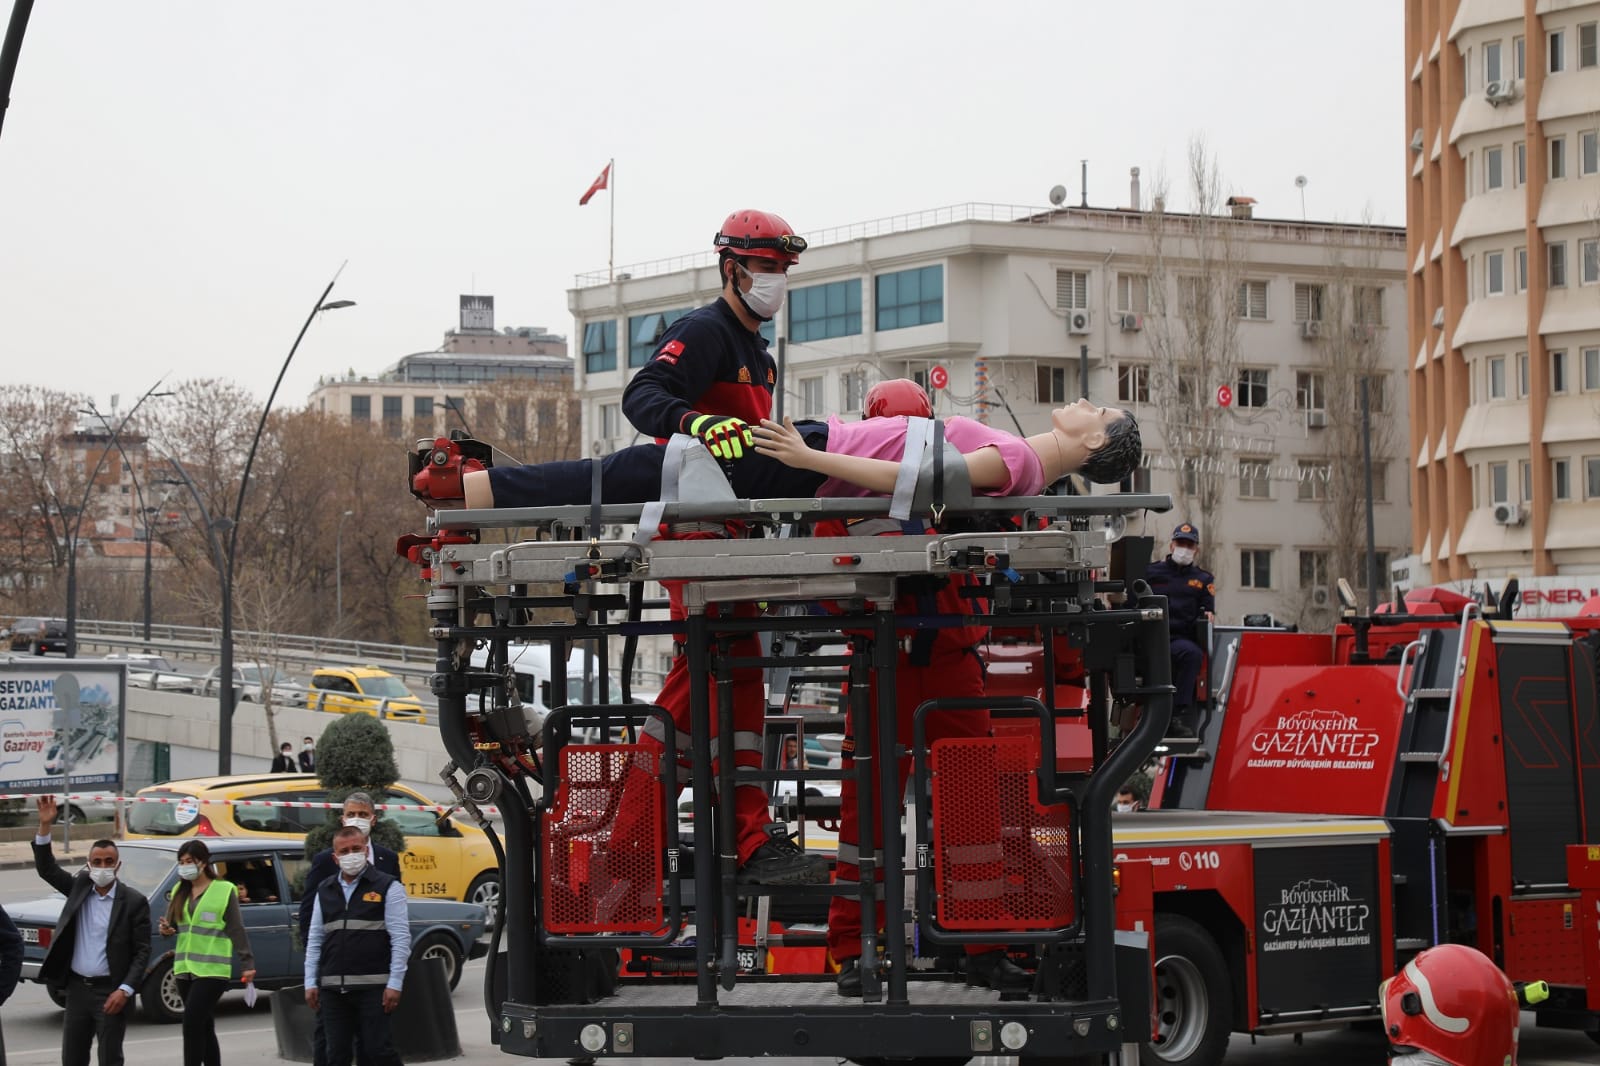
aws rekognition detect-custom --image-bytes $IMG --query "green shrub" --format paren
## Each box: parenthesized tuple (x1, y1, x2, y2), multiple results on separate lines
(302, 714, 406, 857)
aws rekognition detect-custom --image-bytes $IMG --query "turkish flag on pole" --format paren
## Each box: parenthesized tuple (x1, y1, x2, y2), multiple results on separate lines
(579, 162, 611, 206)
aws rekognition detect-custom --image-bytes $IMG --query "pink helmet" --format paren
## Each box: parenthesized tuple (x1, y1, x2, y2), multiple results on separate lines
(1380, 945, 1519, 1066)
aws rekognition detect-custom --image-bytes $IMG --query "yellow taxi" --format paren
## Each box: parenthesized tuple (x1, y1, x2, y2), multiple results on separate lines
(306, 666, 428, 723)
(122, 774, 499, 909)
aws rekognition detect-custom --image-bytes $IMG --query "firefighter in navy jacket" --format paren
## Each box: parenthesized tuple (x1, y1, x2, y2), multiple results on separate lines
(613, 210, 828, 886)
(1144, 522, 1216, 736)
(304, 826, 411, 1066)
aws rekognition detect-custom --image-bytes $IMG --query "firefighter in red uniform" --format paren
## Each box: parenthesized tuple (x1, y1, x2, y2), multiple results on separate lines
(616, 209, 826, 886)
(824, 378, 1030, 995)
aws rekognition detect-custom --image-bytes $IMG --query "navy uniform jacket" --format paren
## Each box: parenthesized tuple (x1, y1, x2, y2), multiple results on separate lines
(297, 843, 402, 939)
(1145, 556, 1216, 643)
(620, 298, 774, 439)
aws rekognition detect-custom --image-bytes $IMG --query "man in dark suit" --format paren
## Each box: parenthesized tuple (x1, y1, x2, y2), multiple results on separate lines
(33, 796, 152, 1066)
(298, 792, 401, 1066)
(0, 905, 24, 1066)
(271, 742, 298, 773)
(299, 737, 317, 773)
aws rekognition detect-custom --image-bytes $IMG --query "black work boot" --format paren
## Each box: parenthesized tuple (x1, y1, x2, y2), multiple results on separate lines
(965, 950, 1032, 996)
(835, 956, 863, 997)
(735, 823, 830, 886)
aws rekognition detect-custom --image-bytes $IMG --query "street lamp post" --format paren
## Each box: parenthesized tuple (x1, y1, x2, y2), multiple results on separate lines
(78, 402, 160, 643)
(63, 381, 172, 658)
(215, 278, 354, 774)
(336, 509, 354, 630)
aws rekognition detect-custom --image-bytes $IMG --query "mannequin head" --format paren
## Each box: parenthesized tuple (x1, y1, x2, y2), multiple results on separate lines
(1037, 399, 1141, 484)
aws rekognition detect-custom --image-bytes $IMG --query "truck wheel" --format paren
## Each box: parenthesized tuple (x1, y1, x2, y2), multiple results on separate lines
(1143, 915, 1231, 1066)
(142, 958, 185, 1023)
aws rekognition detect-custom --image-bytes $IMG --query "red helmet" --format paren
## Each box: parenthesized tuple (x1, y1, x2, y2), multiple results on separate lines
(1380, 945, 1518, 1066)
(864, 378, 932, 419)
(713, 209, 806, 266)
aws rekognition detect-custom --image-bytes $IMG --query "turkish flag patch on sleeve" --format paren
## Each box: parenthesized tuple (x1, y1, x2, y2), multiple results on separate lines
(656, 339, 685, 364)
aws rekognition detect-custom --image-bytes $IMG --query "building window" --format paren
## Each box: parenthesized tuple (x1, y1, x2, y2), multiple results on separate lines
(1117, 363, 1150, 403)
(842, 370, 868, 413)
(1513, 141, 1527, 185)
(1484, 39, 1503, 84)
(1240, 549, 1273, 590)
(1116, 273, 1149, 313)
(876, 265, 943, 330)
(1293, 283, 1325, 322)
(1297, 371, 1326, 412)
(1582, 239, 1600, 285)
(1237, 368, 1269, 408)
(1485, 251, 1505, 295)
(1554, 458, 1572, 500)
(1581, 22, 1598, 68)
(1583, 131, 1599, 176)
(1120, 463, 1152, 494)
(1055, 270, 1089, 310)
(1371, 461, 1389, 502)
(582, 320, 618, 374)
(1037, 364, 1069, 404)
(628, 307, 691, 367)
(413, 396, 433, 419)
(1488, 355, 1506, 399)
(1550, 136, 1567, 179)
(1550, 242, 1568, 288)
(1297, 460, 1330, 501)
(798, 376, 824, 417)
(1583, 347, 1600, 391)
(1176, 372, 1199, 407)
(1549, 28, 1566, 73)
(1516, 352, 1530, 398)
(1587, 457, 1600, 499)
(1236, 280, 1268, 320)
(381, 396, 402, 431)
(599, 402, 621, 442)
(1514, 247, 1528, 292)
(1552, 349, 1569, 394)
(1489, 461, 1510, 504)
(1299, 550, 1329, 590)
(789, 280, 862, 343)
(1354, 286, 1384, 325)
(1238, 458, 1272, 500)
(1485, 146, 1504, 190)
(1513, 35, 1526, 77)
(1181, 461, 1201, 496)
(349, 395, 371, 422)
(1521, 459, 1533, 501)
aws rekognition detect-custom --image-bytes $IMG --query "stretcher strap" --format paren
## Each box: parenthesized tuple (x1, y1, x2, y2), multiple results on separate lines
(890, 417, 934, 521)
(932, 416, 945, 524)
(634, 434, 696, 547)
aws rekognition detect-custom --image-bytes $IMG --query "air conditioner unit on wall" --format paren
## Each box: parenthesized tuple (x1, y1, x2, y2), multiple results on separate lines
(1067, 311, 1092, 335)
(1310, 586, 1331, 607)
(1306, 409, 1328, 429)
(1485, 80, 1516, 105)
(1119, 313, 1144, 332)
(1492, 501, 1525, 526)
(1299, 320, 1323, 340)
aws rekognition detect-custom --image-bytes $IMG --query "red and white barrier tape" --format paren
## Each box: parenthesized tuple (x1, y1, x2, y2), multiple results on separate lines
(0, 792, 501, 815)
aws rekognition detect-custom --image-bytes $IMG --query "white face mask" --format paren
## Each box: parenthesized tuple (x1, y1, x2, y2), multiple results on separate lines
(176, 863, 201, 881)
(89, 866, 117, 888)
(303, 743, 313, 751)
(737, 264, 787, 320)
(344, 816, 372, 835)
(1171, 547, 1196, 566)
(338, 852, 368, 877)
(1114, 803, 1134, 813)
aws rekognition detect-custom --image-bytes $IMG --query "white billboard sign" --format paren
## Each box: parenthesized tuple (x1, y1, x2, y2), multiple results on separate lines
(0, 663, 125, 792)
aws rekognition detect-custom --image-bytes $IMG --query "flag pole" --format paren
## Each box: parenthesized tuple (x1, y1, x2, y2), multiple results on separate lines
(608, 158, 615, 282)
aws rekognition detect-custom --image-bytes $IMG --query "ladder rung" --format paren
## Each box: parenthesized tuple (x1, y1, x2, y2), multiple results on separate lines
(1411, 688, 1453, 701)
(1400, 751, 1443, 762)
(1395, 938, 1430, 951)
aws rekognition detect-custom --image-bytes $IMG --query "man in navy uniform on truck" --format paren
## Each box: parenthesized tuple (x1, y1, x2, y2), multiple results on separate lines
(1144, 522, 1215, 737)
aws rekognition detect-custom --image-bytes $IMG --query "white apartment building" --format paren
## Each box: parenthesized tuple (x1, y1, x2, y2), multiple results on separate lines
(569, 201, 1410, 648)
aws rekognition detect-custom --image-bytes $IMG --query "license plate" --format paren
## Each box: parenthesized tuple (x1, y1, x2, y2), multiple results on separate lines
(736, 947, 764, 973)
(20, 927, 39, 944)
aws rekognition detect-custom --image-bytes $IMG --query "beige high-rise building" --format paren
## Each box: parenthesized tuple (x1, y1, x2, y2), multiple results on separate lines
(1406, 1, 1600, 585)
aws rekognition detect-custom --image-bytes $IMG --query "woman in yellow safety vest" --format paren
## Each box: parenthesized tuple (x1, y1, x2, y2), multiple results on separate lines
(157, 840, 257, 1066)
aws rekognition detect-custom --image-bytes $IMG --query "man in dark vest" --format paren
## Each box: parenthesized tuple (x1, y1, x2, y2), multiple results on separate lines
(304, 826, 410, 1066)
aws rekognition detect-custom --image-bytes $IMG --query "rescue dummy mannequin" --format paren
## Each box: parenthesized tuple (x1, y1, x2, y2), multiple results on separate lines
(451, 398, 1142, 509)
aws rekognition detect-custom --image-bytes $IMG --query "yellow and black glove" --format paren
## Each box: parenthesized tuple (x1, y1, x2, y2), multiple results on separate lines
(687, 414, 755, 460)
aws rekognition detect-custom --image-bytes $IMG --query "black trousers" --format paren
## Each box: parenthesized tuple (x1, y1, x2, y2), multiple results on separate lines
(61, 974, 127, 1066)
(178, 976, 228, 1066)
(321, 987, 401, 1066)
(312, 1012, 371, 1066)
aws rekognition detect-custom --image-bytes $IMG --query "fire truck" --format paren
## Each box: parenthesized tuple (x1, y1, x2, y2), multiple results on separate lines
(404, 435, 1172, 1066)
(1103, 584, 1600, 1064)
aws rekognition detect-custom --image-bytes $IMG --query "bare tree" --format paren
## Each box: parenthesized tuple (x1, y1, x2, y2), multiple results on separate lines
(1141, 139, 1248, 550)
(0, 385, 89, 616)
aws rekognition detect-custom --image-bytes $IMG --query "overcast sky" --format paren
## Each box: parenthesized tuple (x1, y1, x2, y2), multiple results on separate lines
(0, 0, 1405, 410)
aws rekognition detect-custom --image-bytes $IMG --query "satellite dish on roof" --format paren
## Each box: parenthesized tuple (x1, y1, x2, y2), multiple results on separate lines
(1049, 185, 1068, 206)
(1295, 175, 1308, 188)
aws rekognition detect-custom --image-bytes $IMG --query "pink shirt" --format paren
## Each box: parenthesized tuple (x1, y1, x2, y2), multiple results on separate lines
(818, 415, 1046, 498)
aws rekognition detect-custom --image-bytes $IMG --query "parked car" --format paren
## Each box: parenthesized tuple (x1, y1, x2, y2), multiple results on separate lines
(9, 836, 489, 1022)
(199, 662, 292, 703)
(111, 653, 199, 692)
(304, 666, 427, 722)
(121, 774, 501, 914)
(5, 616, 68, 655)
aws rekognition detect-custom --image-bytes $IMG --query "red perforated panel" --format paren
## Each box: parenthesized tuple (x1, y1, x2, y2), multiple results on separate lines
(929, 735, 1076, 931)
(542, 745, 666, 934)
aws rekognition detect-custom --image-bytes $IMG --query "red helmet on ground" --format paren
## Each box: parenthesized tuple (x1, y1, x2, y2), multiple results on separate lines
(713, 209, 806, 266)
(1380, 945, 1518, 1066)
(864, 378, 932, 419)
